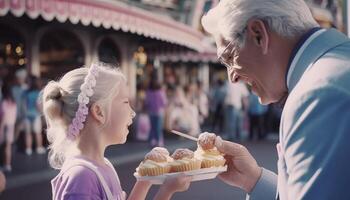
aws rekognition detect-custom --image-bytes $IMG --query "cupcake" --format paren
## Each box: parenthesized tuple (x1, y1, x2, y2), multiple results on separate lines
(195, 132, 226, 168)
(137, 147, 172, 176)
(152, 147, 172, 161)
(198, 132, 217, 150)
(170, 148, 201, 172)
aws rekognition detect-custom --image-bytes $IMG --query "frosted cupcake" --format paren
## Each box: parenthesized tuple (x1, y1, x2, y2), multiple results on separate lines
(152, 147, 172, 161)
(195, 132, 226, 168)
(137, 147, 172, 176)
(170, 148, 201, 172)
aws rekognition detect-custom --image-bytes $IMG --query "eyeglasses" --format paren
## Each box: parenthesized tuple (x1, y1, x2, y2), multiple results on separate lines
(217, 40, 238, 70)
(217, 26, 247, 70)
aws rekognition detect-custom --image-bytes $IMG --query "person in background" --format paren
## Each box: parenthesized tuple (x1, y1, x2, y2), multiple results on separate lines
(211, 79, 227, 134)
(224, 80, 249, 141)
(135, 83, 151, 141)
(0, 67, 8, 102)
(183, 85, 201, 135)
(0, 171, 5, 193)
(167, 86, 200, 137)
(144, 77, 167, 147)
(12, 69, 28, 142)
(195, 81, 209, 126)
(0, 83, 17, 172)
(248, 93, 268, 140)
(24, 75, 45, 155)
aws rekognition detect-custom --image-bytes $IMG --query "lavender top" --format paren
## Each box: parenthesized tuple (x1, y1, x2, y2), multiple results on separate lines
(51, 156, 124, 200)
(145, 89, 167, 115)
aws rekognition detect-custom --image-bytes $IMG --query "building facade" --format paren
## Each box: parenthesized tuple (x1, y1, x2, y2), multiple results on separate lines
(0, 0, 204, 98)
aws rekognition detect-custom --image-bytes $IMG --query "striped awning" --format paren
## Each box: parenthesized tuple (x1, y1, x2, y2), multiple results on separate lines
(0, 0, 204, 51)
(154, 49, 218, 63)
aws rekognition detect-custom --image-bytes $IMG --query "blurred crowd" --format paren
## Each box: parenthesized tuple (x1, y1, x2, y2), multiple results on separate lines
(0, 68, 46, 173)
(134, 76, 282, 148)
(0, 68, 282, 176)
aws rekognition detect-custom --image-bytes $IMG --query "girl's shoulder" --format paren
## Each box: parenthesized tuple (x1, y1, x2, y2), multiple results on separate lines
(52, 165, 104, 198)
(56, 164, 102, 187)
(62, 164, 99, 179)
(58, 156, 114, 183)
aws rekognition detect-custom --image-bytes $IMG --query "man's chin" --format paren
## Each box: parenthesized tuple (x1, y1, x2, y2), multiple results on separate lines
(258, 94, 274, 105)
(260, 92, 288, 107)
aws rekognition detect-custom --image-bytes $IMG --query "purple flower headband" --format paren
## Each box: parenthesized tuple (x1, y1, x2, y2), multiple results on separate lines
(67, 63, 100, 140)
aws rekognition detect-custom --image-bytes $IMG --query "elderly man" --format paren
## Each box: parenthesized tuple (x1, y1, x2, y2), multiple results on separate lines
(201, 0, 350, 199)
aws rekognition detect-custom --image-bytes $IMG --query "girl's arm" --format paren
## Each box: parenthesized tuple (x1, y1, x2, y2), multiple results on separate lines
(127, 180, 152, 200)
(127, 175, 191, 200)
(154, 175, 191, 200)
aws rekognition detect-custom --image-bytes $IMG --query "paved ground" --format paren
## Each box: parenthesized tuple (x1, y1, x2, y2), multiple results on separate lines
(0, 134, 278, 200)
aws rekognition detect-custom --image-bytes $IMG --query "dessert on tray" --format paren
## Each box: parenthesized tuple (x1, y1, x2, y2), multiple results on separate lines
(135, 131, 227, 183)
(151, 147, 173, 162)
(137, 147, 172, 176)
(169, 148, 201, 172)
(195, 132, 226, 168)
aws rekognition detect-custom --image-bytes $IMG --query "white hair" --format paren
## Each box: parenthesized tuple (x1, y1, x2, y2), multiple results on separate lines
(202, 0, 319, 46)
(40, 63, 126, 169)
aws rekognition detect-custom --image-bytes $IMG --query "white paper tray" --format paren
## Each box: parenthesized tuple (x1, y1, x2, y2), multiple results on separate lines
(134, 166, 227, 185)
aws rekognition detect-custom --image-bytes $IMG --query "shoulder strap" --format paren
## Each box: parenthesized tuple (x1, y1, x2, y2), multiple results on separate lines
(104, 158, 121, 185)
(288, 29, 350, 92)
(104, 158, 126, 200)
(62, 159, 114, 200)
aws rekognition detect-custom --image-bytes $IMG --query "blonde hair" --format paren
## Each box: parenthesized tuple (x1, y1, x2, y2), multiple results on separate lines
(41, 63, 126, 169)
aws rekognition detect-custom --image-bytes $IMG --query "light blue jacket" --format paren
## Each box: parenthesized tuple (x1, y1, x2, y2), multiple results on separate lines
(248, 28, 350, 200)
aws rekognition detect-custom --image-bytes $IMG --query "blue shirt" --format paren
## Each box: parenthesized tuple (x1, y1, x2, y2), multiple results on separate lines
(248, 94, 268, 115)
(25, 90, 40, 118)
(11, 85, 27, 119)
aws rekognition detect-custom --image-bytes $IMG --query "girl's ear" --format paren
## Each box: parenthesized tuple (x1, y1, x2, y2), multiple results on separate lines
(90, 103, 106, 124)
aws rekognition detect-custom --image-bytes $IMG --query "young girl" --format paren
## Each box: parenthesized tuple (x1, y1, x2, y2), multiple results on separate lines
(0, 83, 17, 172)
(41, 63, 190, 200)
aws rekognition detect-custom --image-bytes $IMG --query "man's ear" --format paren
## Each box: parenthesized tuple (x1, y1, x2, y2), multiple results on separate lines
(247, 19, 269, 55)
(90, 103, 106, 124)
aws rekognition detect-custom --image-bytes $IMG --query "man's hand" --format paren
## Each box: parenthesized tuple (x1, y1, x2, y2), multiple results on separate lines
(215, 136, 262, 193)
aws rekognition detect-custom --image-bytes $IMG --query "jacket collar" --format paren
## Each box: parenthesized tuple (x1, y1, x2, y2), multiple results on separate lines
(286, 28, 349, 92)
